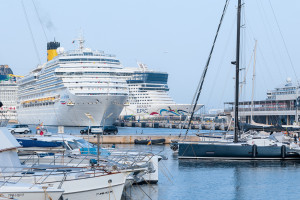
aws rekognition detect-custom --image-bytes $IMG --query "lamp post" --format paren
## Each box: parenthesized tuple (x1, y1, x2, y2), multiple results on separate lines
(85, 113, 95, 155)
(96, 112, 114, 164)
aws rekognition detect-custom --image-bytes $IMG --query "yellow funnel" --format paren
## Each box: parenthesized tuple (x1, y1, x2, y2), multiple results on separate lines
(47, 41, 60, 61)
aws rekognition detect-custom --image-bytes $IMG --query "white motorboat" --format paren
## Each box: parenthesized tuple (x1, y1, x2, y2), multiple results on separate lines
(17, 133, 163, 184)
(0, 127, 130, 200)
(0, 182, 63, 200)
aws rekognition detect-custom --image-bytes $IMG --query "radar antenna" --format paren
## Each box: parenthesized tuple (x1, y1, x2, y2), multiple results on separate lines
(74, 30, 85, 50)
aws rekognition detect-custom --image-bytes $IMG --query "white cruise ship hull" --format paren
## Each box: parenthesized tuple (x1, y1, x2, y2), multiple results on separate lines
(18, 89, 127, 126)
(121, 103, 203, 118)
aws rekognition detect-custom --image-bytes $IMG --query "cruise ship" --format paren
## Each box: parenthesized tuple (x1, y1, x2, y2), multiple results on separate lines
(119, 63, 203, 119)
(17, 38, 128, 126)
(0, 65, 18, 122)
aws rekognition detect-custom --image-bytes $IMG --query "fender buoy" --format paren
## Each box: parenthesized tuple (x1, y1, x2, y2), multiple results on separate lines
(252, 144, 257, 158)
(281, 145, 286, 158)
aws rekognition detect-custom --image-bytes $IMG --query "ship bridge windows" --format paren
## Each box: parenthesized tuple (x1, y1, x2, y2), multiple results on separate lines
(83, 52, 93, 56)
(141, 84, 168, 88)
(58, 58, 120, 64)
(127, 73, 168, 84)
(139, 88, 169, 91)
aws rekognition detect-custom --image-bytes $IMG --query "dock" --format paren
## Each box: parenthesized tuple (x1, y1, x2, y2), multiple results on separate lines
(81, 135, 201, 144)
(15, 134, 221, 144)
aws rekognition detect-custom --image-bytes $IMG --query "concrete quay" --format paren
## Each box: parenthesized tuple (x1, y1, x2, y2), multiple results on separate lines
(81, 135, 201, 144)
(15, 134, 221, 144)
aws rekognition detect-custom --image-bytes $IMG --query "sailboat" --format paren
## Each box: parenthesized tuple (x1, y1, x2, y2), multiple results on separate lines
(175, 0, 300, 160)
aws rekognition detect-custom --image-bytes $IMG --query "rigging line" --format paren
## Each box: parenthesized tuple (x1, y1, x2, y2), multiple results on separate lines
(31, 0, 48, 42)
(178, 1, 232, 134)
(180, 0, 230, 139)
(268, 0, 299, 86)
(205, 18, 236, 110)
(21, 0, 41, 64)
(244, 11, 277, 85)
(217, 62, 233, 108)
(254, 0, 286, 82)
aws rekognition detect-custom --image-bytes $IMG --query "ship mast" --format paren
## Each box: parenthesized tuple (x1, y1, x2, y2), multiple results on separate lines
(234, 0, 242, 143)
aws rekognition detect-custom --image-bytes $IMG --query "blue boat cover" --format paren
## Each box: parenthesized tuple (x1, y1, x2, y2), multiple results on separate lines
(80, 147, 111, 157)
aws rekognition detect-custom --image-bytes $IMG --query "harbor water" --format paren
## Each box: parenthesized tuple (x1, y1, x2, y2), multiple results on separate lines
(12, 126, 300, 199)
(123, 143, 300, 200)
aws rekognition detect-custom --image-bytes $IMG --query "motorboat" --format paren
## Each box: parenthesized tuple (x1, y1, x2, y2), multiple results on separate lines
(0, 182, 64, 200)
(16, 133, 163, 184)
(0, 127, 132, 200)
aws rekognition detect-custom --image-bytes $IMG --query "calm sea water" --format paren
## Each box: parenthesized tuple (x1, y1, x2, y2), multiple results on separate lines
(13, 125, 300, 200)
(121, 143, 300, 200)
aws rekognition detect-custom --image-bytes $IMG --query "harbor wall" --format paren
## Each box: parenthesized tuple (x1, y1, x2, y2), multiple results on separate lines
(15, 134, 220, 144)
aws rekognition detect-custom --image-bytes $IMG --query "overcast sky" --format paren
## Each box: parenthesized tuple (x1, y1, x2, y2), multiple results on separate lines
(1, 0, 300, 110)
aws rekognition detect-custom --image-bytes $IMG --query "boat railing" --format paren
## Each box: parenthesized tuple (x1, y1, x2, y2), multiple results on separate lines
(0, 164, 118, 188)
(0, 165, 80, 188)
(225, 107, 297, 112)
(20, 151, 153, 173)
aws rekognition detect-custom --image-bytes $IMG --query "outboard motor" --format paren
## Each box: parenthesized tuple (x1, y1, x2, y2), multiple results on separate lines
(170, 140, 179, 151)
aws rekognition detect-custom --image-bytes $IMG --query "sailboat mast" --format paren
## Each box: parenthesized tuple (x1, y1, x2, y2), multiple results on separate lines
(234, 0, 242, 143)
(250, 40, 258, 123)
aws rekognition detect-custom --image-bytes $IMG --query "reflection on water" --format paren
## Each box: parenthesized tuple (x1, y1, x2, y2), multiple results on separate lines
(177, 160, 300, 200)
(124, 145, 300, 200)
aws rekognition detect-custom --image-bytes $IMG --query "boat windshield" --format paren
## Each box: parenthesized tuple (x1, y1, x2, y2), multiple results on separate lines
(67, 141, 79, 150)
(75, 139, 94, 148)
(268, 135, 279, 142)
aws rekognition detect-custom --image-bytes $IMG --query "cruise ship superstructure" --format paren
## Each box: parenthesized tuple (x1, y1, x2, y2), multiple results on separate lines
(0, 65, 18, 122)
(17, 38, 128, 126)
(120, 63, 203, 119)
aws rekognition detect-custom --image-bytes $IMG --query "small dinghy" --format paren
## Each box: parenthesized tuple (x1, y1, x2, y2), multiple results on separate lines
(134, 138, 165, 145)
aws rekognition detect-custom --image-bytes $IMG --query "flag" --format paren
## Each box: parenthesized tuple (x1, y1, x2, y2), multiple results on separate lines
(40, 130, 44, 136)
(147, 138, 152, 145)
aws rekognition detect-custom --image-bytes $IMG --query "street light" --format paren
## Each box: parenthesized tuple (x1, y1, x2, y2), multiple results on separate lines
(85, 113, 95, 155)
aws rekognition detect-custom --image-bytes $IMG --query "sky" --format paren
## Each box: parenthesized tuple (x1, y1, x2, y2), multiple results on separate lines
(1, 0, 300, 111)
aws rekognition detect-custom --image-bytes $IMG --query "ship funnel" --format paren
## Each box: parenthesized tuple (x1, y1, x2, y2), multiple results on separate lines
(47, 41, 60, 61)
